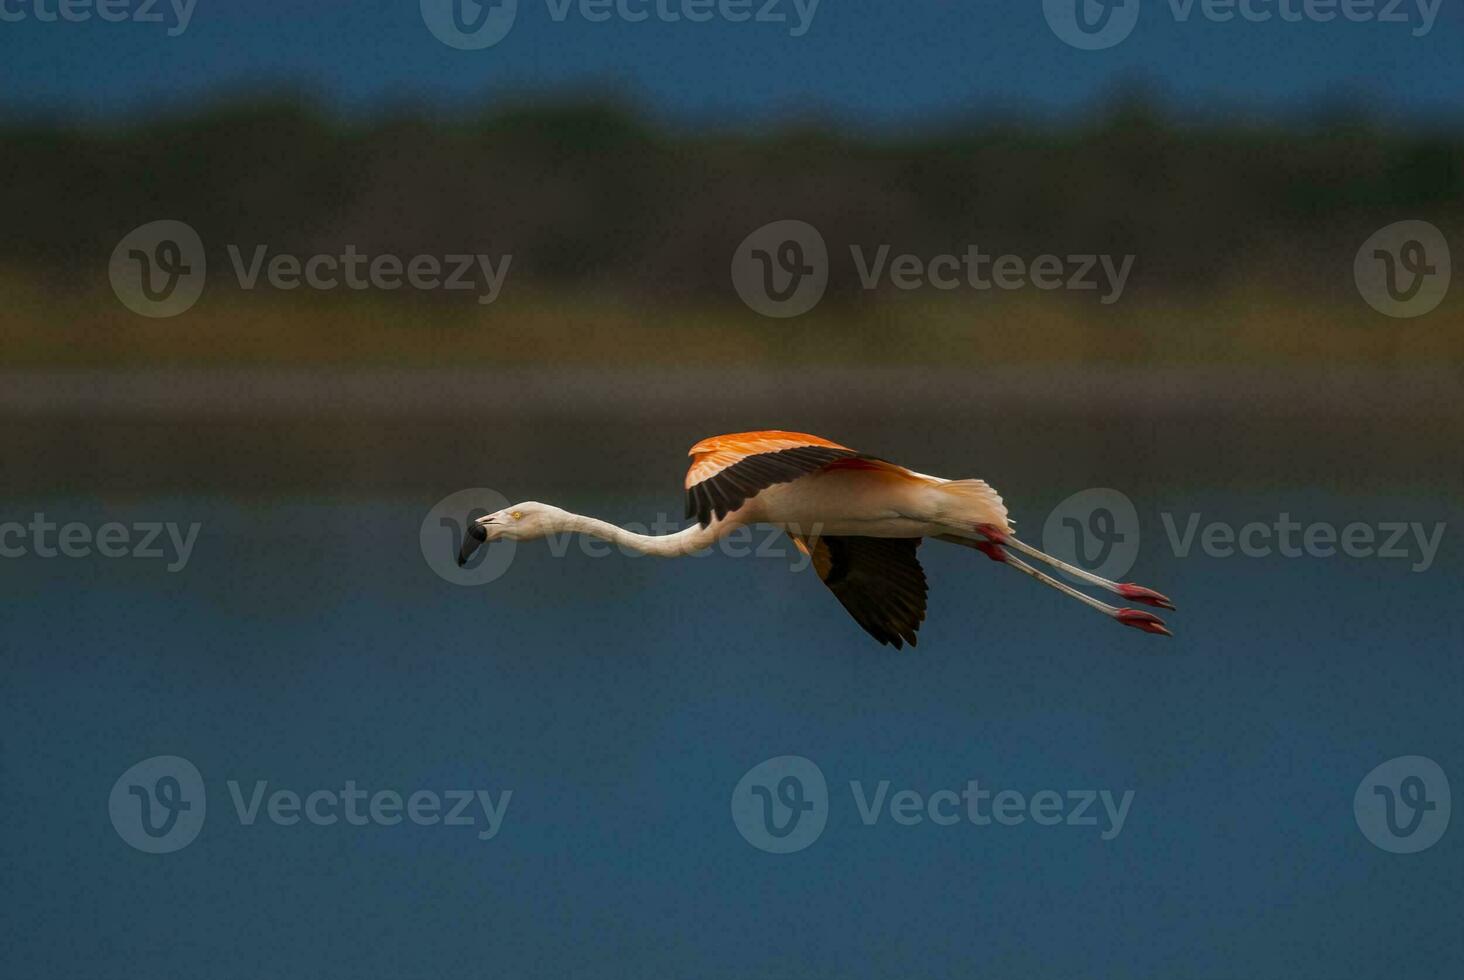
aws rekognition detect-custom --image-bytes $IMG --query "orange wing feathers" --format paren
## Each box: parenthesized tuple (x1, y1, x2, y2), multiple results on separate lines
(682, 430, 865, 527)
(684, 430, 853, 488)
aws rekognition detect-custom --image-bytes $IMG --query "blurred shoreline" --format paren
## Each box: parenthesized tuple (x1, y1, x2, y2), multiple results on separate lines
(6, 98, 1461, 298)
(3, 365, 1459, 419)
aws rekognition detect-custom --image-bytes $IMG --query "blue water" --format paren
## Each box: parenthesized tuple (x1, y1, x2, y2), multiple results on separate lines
(2, 491, 1460, 978)
(4, 0, 1462, 123)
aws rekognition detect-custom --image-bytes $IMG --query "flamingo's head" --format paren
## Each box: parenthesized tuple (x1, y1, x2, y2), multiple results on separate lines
(457, 501, 561, 566)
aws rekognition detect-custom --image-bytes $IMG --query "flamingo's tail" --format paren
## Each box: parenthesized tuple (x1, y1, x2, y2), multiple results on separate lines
(933, 479, 1013, 536)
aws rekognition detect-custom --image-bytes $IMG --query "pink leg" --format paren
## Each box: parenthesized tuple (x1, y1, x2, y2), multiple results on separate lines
(939, 533, 1172, 637)
(975, 524, 1175, 611)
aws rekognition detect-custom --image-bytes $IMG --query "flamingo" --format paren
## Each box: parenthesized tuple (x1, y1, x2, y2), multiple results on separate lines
(457, 430, 1174, 647)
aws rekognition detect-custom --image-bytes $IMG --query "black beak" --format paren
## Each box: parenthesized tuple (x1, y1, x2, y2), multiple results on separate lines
(457, 521, 488, 567)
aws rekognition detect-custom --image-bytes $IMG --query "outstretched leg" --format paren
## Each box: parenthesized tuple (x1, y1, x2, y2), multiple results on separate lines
(971, 524, 1174, 611)
(937, 534, 1172, 636)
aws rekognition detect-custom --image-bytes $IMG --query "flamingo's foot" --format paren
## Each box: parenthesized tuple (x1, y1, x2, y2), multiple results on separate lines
(1116, 583, 1175, 611)
(1114, 608, 1172, 637)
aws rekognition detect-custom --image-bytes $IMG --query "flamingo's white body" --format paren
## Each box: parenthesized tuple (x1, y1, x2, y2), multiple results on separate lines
(753, 467, 968, 538)
(460, 430, 1173, 647)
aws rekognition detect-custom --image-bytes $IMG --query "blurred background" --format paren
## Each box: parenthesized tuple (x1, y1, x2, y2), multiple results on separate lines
(2, 3, 1461, 978)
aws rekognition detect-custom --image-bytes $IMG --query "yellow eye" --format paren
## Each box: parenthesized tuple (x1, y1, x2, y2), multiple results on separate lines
(511, 511, 523, 520)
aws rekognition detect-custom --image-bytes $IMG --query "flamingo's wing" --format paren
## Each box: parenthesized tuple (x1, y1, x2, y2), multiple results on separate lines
(684, 430, 873, 527)
(790, 534, 928, 649)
